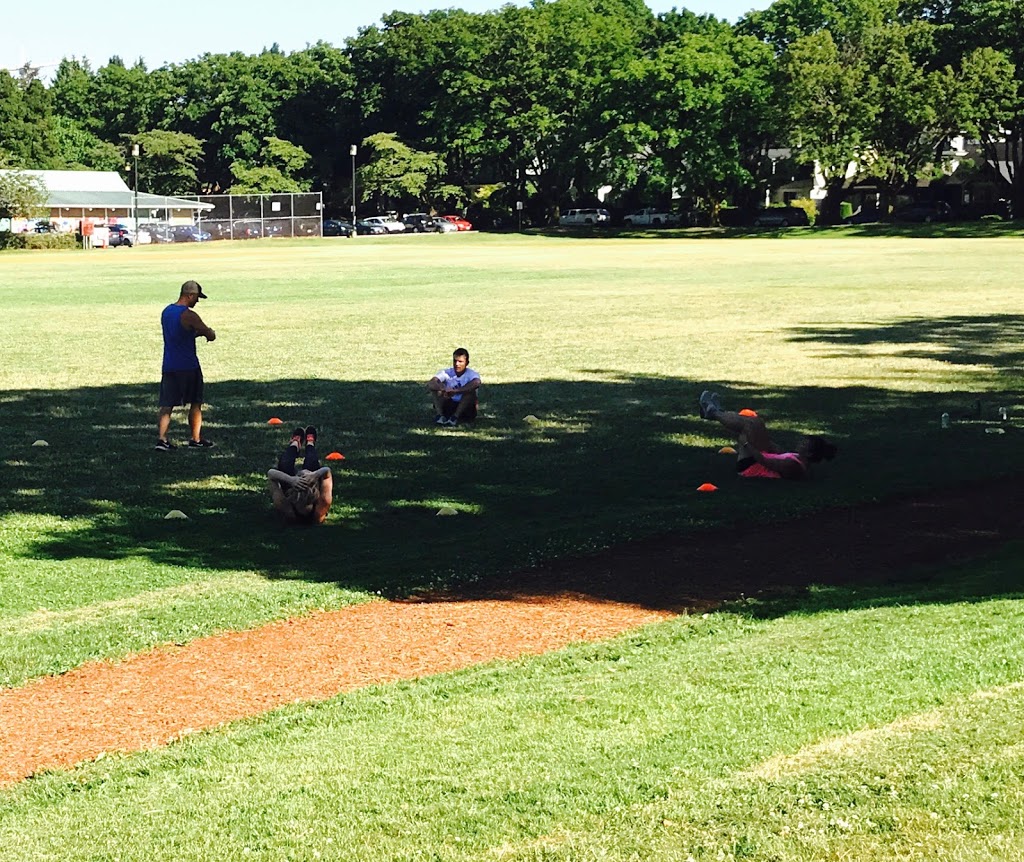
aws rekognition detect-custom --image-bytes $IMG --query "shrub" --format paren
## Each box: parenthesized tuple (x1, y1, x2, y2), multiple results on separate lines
(788, 197, 818, 226)
(0, 231, 79, 250)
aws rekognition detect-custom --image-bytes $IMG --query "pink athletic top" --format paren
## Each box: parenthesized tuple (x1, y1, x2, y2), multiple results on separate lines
(739, 452, 807, 480)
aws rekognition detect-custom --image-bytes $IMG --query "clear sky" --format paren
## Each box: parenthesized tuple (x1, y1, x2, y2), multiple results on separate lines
(2, 1, 771, 76)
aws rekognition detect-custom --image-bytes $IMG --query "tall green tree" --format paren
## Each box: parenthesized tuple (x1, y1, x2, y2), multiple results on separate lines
(604, 11, 776, 220)
(0, 72, 61, 169)
(228, 137, 313, 193)
(0, 160, 47, 221)
(932, 0, 1024, 216)
(50, 58, 96, 129)
(436, 0, 654, 221)
(131, 130, 204, 195)
(357, 132, 462, 211)
(50, 116, 123, 171)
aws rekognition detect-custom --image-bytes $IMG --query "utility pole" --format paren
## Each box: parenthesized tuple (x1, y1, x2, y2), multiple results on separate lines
(132, 143, 140, 244)
(350, 144, 358, 234)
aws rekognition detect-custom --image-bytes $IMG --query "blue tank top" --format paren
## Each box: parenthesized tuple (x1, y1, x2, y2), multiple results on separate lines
(161, 304, 199, 372)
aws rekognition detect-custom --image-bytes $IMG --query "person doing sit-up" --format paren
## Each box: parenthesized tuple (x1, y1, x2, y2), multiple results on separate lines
(267, 425, 334, 524)
(698, 390, 837, 480)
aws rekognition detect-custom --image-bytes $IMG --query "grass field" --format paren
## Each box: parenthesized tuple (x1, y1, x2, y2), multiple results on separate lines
(2, 229, 1024, 859)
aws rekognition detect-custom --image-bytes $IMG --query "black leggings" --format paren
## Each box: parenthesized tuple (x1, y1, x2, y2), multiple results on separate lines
(276, 444, 320, 476)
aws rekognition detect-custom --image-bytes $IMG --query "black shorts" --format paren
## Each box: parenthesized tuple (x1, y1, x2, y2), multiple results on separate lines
(159, 368, 204, 407)
(442, 394, 478, 420)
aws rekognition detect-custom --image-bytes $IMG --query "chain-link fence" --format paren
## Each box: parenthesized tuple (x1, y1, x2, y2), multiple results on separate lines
(192, 192, 323, 240)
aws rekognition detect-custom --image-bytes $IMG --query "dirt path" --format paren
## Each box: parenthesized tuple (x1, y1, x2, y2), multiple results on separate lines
(1, 475, 1021, 787)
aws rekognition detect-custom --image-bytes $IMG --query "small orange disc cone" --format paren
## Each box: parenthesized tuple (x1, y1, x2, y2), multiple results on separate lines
(697, 482, 718, 492)
(738, 408, 758, 417)
(326, 451, 345, 461)
(267, 417, 283, 425)
(719, 446, 736, 455)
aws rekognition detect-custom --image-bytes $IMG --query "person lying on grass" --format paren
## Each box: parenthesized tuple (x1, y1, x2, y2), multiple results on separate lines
(698, 390, 838, 480)
(267, 425, 333, 524)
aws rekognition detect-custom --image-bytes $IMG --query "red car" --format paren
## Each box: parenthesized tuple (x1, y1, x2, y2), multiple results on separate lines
(441, 214, 473, 231)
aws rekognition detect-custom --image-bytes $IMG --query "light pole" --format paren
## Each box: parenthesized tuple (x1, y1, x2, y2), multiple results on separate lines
(132, 143, 140, 243)
(349, 144, 358, 232)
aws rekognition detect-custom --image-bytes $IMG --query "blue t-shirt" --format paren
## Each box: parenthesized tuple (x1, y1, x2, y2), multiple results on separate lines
(161, 304, 199, 372)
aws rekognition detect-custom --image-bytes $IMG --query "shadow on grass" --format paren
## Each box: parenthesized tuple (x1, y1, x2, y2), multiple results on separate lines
(523, 221, 1024, 240)
(1, 371, 1023, 610)
(787, 314, 1024, 377)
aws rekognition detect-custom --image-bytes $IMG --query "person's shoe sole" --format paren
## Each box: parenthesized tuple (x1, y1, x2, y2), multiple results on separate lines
(154, 440, 173, 451)
(187, 439, 214, 448)
(698, 390, 720, 419)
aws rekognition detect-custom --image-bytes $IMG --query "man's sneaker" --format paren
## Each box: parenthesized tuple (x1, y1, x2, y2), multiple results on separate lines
(446, 417, 459, 427)
(304, 425, 317, 446)
(434, 415, 447, 426)
(290, 427, 305, 446)
(187, 438, 214, 448)
(155, 438, 174, 451)
(698, 390, 722, 420)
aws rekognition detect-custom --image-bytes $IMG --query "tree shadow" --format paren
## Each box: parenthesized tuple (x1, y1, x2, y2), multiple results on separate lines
(787, 313, 1024, 378)
(524, 221, 1024, 240)
(2, 375, 1023, 613)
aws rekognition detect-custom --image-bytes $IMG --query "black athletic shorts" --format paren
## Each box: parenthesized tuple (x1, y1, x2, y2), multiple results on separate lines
(159, 368, 204, 407)
(441, 394, 478, 421)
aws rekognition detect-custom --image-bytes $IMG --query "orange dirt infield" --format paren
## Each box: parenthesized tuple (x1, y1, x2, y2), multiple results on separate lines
(2, 474, 1022, 788)
(0, 596, 670, 786)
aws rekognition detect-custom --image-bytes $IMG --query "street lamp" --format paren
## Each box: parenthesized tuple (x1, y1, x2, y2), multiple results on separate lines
(132, 143, 140, 242)
(350, 144, 358, 230)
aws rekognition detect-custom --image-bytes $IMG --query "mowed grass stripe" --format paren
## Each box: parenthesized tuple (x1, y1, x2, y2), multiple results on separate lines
(0, 552, 1022, 861)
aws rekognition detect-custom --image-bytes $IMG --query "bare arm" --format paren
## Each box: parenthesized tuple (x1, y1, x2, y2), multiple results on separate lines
(426, 377, 445, 391)
(314, 471, 333, 524)
(449, 378, 480, 396)
(182, 308, 216, 341)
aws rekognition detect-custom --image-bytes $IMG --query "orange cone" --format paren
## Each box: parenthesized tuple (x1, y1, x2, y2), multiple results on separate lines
(738, 409, 758, 417)
(719, 446, 736, 455)
(325, 452, 345, 461)
(697, 483, 718, 492)
(267, 417, 283, 425)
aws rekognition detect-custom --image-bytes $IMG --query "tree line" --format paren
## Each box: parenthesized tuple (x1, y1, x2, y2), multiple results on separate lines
(1, 0, 1020, 225)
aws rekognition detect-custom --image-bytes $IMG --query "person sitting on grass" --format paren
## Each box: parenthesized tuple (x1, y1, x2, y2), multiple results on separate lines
(698, 390, 838, 480)
(267, 425, 333, 524)
(426, 347, 481, 427)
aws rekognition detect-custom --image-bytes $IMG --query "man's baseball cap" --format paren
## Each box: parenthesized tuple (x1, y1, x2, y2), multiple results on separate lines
(180, 280, 208, 298)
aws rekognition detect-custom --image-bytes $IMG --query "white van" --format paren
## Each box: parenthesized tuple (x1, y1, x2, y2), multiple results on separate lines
(559, 208, 611, 226)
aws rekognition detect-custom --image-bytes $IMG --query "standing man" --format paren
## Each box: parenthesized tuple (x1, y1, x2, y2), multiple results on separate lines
(156, 280, 216, 451)
(426, 347, 481, 427)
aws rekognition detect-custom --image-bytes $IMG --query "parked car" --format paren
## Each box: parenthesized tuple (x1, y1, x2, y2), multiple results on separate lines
(107, 224, 134, 247)
(622, 208, 680, 227)
(138, 224, 175, 244)
(892, 201, 953, 223)
(231, 220, 264, 239)
(402, 213, 441, 233)
(323, 219, 354, 237)
(362, 215, 406, 233)
(752, 206, 810, 227)
(355, 220, 389, 235)
(439, 214, 473, 231)
(433, 217, 458, 233)
(558, 208, 610, 226)
(172, 225, 212, 242)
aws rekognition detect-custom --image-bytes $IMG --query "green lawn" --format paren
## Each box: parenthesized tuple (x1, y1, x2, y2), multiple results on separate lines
(1, 548, 1022, 861)
(1, 231, 1023, 859)
(1, 232, 1023, 683)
